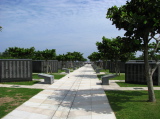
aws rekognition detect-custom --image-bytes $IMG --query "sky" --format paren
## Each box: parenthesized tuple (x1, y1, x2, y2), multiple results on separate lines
(0, 0, 129, 59)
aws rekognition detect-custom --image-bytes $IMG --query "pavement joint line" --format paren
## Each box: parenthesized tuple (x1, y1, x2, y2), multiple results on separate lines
(89, 66, 93, 119)
(29, 73, 74, 118)
(50, 78, 79, 118)
(27, 70, 81, 118)
(66, 66, 88, 119)
(51, 67, 87, 119)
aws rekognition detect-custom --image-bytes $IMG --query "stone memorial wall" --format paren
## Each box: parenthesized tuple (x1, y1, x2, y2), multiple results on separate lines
(125, 62, 160, 85)
(32, 60, 58, 73)
(109, 61, 125, 73)
(0, 59, 32, 82)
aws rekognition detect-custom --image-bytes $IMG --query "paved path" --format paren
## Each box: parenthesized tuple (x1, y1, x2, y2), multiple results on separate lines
(2, 64, 116, 119)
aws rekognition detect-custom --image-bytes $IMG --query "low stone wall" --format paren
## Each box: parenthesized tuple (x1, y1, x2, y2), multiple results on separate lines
(0, 59, 32, 82)
(58, 61, 84, 69)
(32, 60, 58, 73)
(109, 61, 125, 73)
(125, 62, 160, 85)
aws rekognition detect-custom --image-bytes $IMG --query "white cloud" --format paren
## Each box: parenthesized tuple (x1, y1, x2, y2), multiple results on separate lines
(0, 0, 127, 58)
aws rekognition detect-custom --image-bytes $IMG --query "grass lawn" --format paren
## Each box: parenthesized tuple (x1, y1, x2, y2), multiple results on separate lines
(32, 73, 66, 79)
(116, 82, 160, 87)
(0, 73, 66, 86)
(53, 74, 66, 79)
(59, 69, 74, 73)
(97, 73, 125, 80)
(100, 69, 110, 73)
(0, 87, 43, 118)
(0, 81, 40, 85)
(58, 69, 65, 73)
(106, 90, 160, 119)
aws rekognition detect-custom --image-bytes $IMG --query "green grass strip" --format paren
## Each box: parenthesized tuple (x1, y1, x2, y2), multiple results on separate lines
(105, 90, 160, 119)
(0, 87, 43, 118)
(32, 73, 65, 79)
(97, 74, 125, 80)
(0, 81, 40, 85)
(116, 82, 160, 87)
(0, 73, 66, 85)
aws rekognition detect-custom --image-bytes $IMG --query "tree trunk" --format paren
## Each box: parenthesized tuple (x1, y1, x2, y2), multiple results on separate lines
(114, 60, 120, 75)
(61, 61, 64, 69)
(46, 60, 49, 74)
(44, 60, 48, 73)
(100, 61, 103, 68)
(144, 38, 156, 102)
(114, 60, 118, 75)
(103, 60, 107, 70)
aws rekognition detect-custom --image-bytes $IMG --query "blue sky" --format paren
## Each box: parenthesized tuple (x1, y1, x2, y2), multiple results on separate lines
(0, 0, 128, 59)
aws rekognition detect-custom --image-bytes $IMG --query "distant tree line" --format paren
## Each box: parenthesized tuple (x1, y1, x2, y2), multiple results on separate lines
(0, 47, 56, 60)
(57, 52, 86, 62)
(0, 47, 87, 61)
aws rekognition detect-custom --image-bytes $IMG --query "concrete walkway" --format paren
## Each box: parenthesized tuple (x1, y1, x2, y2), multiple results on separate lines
(2, 64, 116, 119)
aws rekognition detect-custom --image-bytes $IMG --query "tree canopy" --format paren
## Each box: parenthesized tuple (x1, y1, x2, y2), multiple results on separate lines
(57, 52, 86, 62)
(33, 49, 56, 60)
(3, 47, 56, 60)
(107, 0, 160, 102)
(96, 36, 135, 74)
(1, 47, 86, 61)
(4, 47, 35, 59)
(107, 0, 160, 40)
(96, 37, 134, 62)
(0, 26, 2, 31)
(88, 52, 102, 61)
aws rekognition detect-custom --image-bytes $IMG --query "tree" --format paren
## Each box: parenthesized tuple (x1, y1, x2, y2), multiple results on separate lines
(56, 54, 65, 61)
(128, 53, 137, 60)
(65, 52, 75, 68)
(33, 49, 56, 60)
(4, 47, 56, 73)
(148, 42, 160, 60)
(5, 47, 35, 59)
(56, 54, 66, 68)
(88, 52, 103, 68)
(107, 0, 160, 102)
(88, 52, 102, 62)
(57, 51, 86, 68)
(72, 51, 84, 61)
(96, 37, 135, 75)
(37, 49, 56, 73)
(40, 49, 56, 60)
(32, 50, 43, 60)
(0, 26, 2, 31)
(0, 52, 13, 59)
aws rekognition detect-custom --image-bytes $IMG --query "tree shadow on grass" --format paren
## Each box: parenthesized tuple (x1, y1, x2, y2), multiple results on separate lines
(97, 74, 105, 79)
(105, 91, 148, 112)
